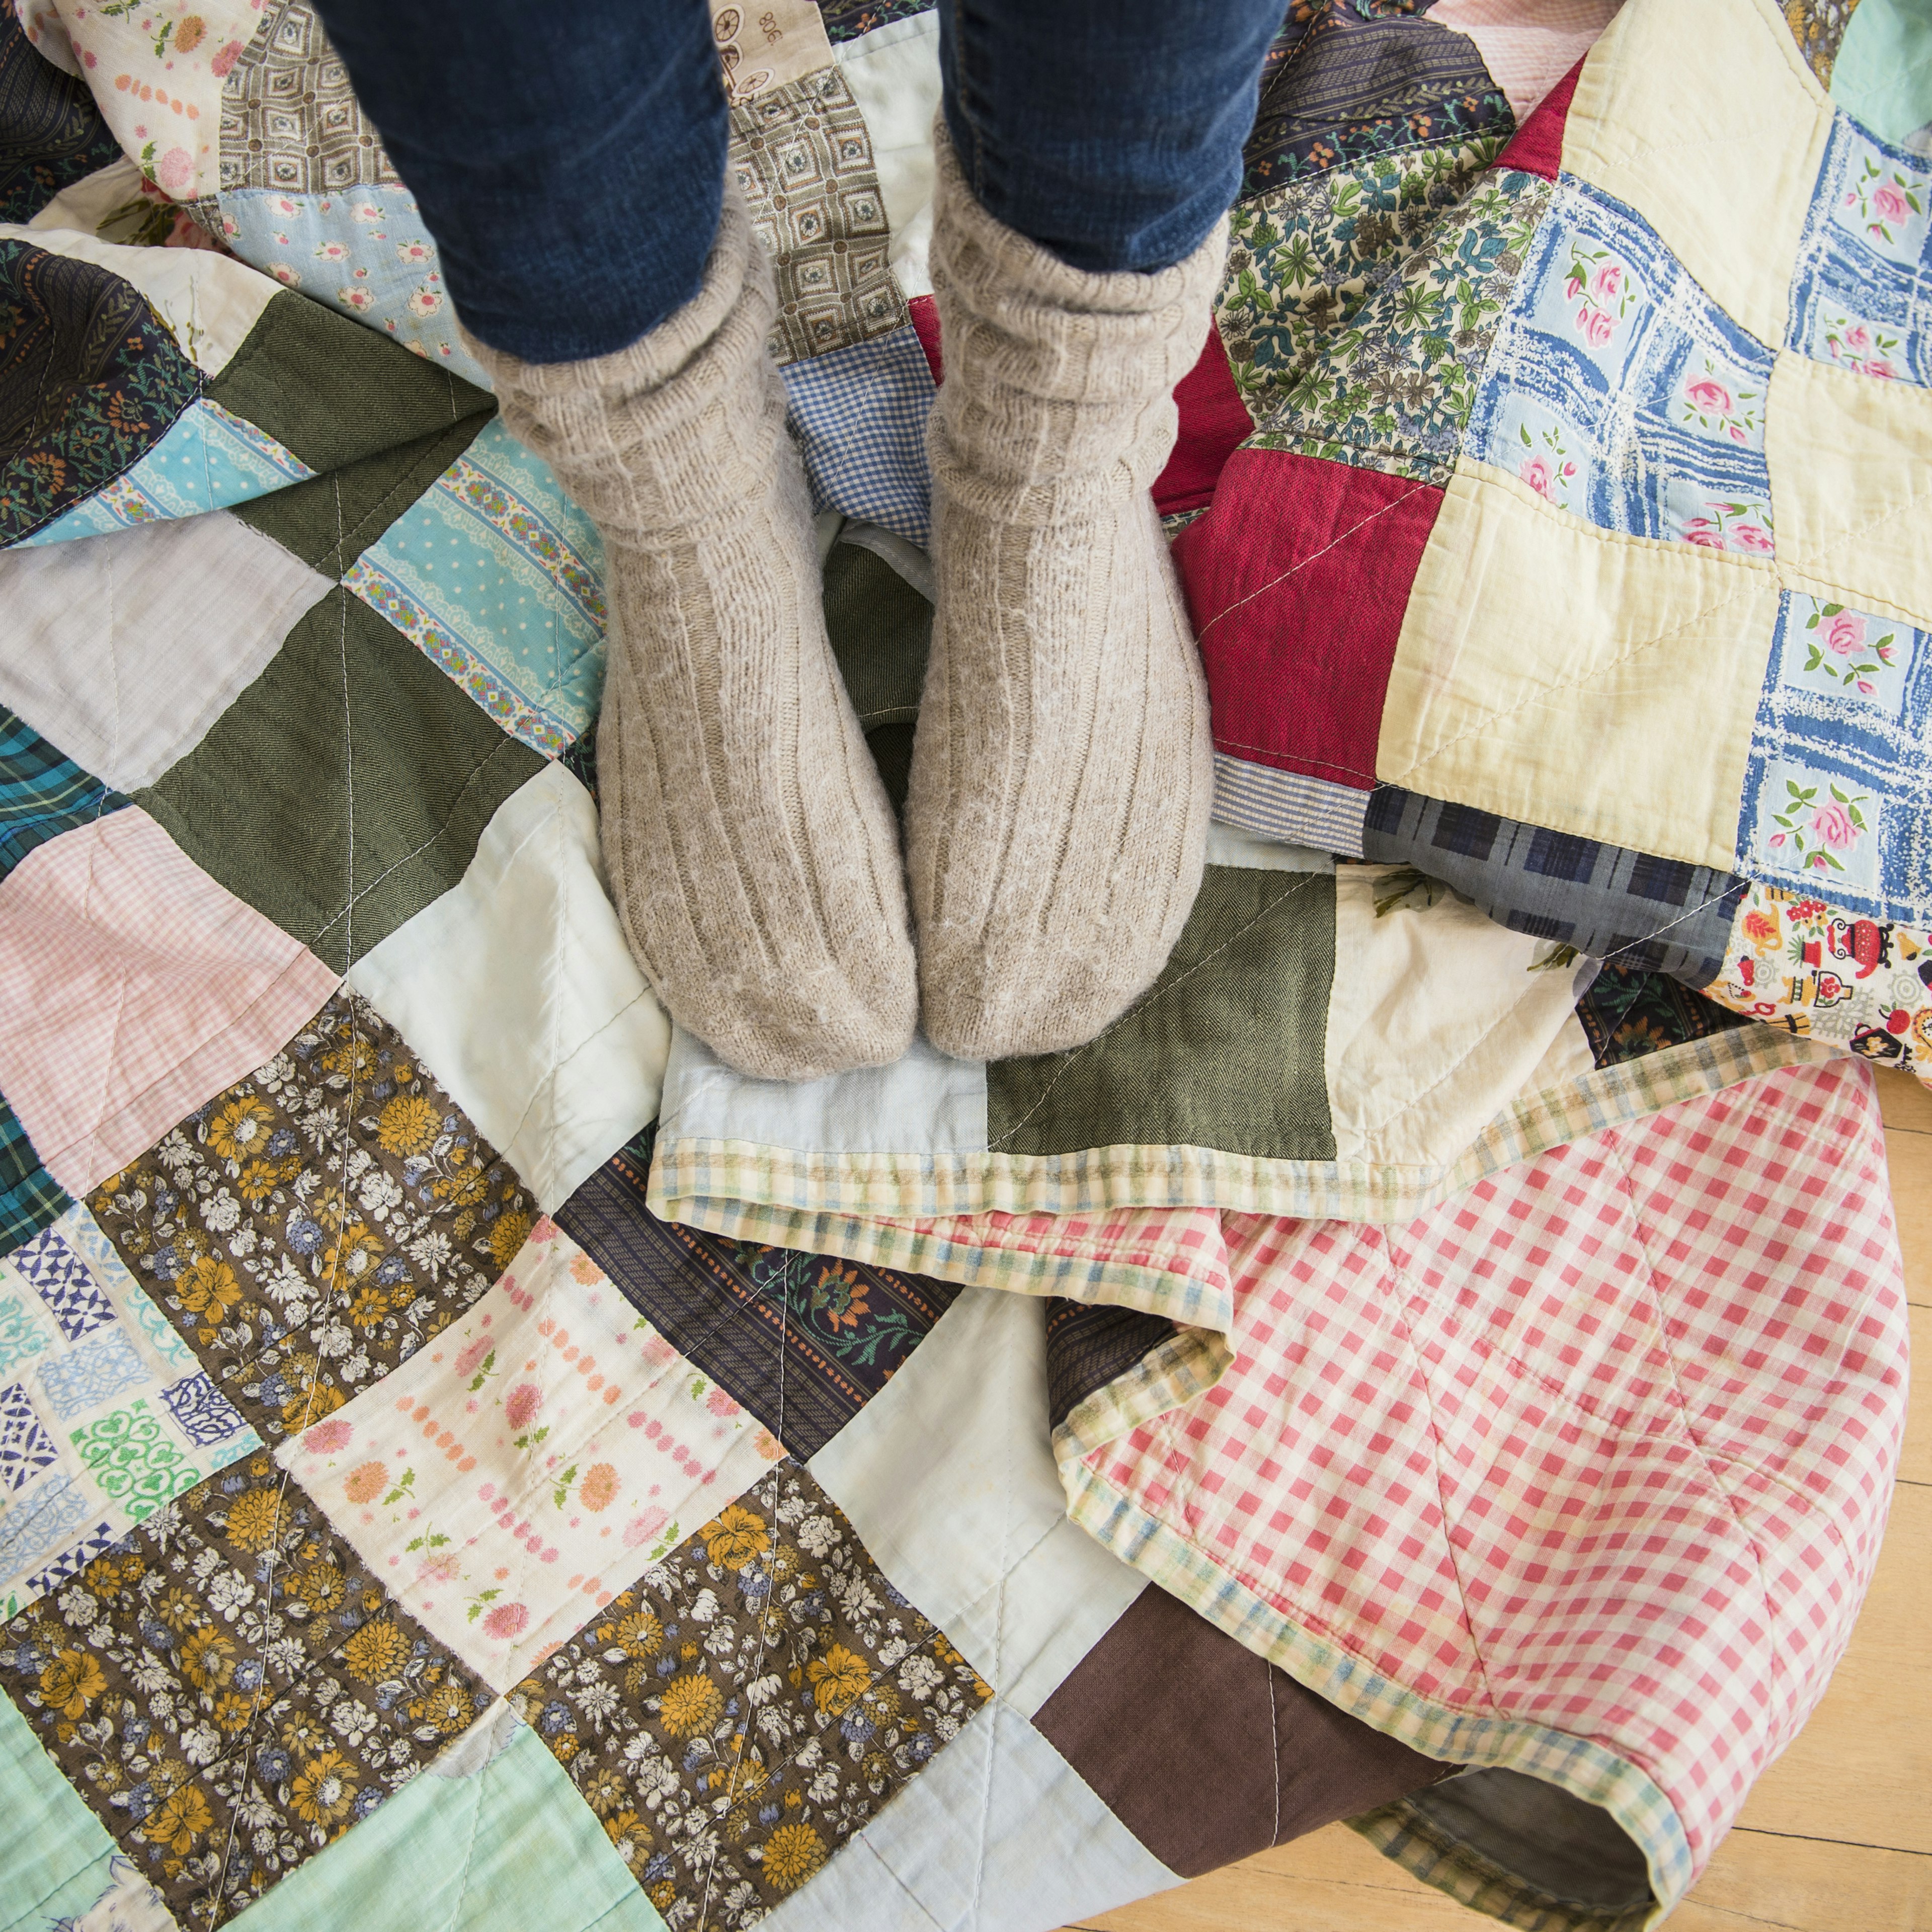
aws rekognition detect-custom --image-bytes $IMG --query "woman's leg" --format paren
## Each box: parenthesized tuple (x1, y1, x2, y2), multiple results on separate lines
(310, 0, 728, 359)
(311, 0, 918, 1079)
(940, 0, 1283, 275)
(907, 0, 1281, 1063)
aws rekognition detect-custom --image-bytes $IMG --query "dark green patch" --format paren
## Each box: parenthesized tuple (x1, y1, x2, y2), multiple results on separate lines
(987, 865, 1338, 1159)
(821, 536, 931, 817)
(232, 412, 491, 577)
(823, 537, 930, 727)
(137, 589, 543, 973)
(204, 288, 493, 473)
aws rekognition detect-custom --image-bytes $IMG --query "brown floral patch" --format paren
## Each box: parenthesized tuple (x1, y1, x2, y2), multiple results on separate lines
(512, 1461, 989, 1926)
(0, 1452, 487, 1927)
(1784, 0, 1857, 88)
(86, 991, 533, 1444)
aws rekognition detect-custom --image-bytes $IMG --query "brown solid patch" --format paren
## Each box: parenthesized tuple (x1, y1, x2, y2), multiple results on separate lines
(1032, 1583, 1447, 1877)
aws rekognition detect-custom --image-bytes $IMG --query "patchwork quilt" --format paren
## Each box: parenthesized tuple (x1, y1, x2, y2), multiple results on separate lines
(0, 2, 1918, 1931)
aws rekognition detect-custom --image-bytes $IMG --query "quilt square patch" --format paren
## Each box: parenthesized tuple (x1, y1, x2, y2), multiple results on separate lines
(0, 1207, 261, 1619)
(86, 992, 536, 1447)
(134, 592, 546, 976)
(344, 418, 608, 759)
(201, 184, 480, 382)
(1467, 177, 1777, 553)
(731, 64, 905, 364)
(0, 1456, 490, 1928)
(1177, 445, 1444, 794)
(511, 1459, 990, 1926)
(15, 1225, 119, 1340)
(0, 1381, 58, 1490)
(36, 1324, 147, 1421)
(0, 705, 127, 888)
(1788, 113, 1932, 386)
(986, 863, 1337, 1161)
(0, 1093, 68, 1254)
(557, 1130, 960, 1462)
(21, 400, 314, 548)
(1736, 592, 1932, 921)
(275, 1217, 783, 1693)
(0, 1474, 92, 1586)
(1219, 144, 1530, 484)
(0, 241, 201, 547)
(161, 1373, 252, 1450)
(215, 0, 398, 196)
(783, 326, 936, 546)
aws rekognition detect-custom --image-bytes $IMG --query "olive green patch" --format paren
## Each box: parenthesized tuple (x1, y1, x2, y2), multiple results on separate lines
(823, 537, 931, 729)
(821, 535, 932, 817)
(137, 589, 543, 973)
(232, 414, 491, 578)
(205, 288, 493, 472)
(986, 865, 1338, 1159)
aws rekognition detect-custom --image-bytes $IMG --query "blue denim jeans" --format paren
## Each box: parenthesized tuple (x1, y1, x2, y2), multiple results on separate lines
(310, 0, 1283, 363)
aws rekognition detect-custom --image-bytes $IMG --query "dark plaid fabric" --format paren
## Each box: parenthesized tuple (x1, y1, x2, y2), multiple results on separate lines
(1044, 1298, 1181, 1431)
(557, 1129, 960, 1459)
(1578, 964, 1756, 1070)
(0, 1090, 69, 1257)
(1362, 784, 1749, 987)
(0, 702, 126, 882)
(1241, 2, 1509, 200)
(0, 5, 122, 224)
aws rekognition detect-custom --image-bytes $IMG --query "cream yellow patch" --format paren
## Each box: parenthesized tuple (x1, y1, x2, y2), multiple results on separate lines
(1378, 458, 1780, 872)
(1561, 0, 1830, 346)
(1766, 348, 1932, 631)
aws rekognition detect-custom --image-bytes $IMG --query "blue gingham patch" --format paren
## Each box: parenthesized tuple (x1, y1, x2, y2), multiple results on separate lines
(784, 324, 936, 546)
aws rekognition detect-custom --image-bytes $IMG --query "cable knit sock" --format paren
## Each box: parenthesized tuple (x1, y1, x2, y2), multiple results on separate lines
(905, 132, 1224, 1063)
(464, 193, 916, 1081)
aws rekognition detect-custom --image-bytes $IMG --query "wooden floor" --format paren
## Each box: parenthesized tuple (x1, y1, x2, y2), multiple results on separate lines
(1064, 1068, 1932, 1932)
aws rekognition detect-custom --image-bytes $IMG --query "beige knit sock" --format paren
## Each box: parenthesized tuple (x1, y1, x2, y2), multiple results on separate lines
(905, 133, 1224, 1064)
(464, 193, 916, 1081)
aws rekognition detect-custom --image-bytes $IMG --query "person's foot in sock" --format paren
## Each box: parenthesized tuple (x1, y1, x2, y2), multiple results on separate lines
(466, 190, 917, 1082)
(904, 131, 1224, 1064)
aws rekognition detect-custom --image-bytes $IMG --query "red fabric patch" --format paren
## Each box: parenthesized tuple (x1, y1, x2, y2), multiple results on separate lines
(907, 294, 943, 383)
(1495, 56, 1582, 180)
(1173, 447, 1443, 791)
(1153, 327, 1253, 518)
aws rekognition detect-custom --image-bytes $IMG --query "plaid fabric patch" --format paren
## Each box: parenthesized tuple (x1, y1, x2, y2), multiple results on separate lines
(0, 704, 125, 884)
(1062, 1056, 1905, 1919)
(784, 324, 936, 546)
(1363, 783, 1748, 984)
(0, 1094, 67, 1257)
